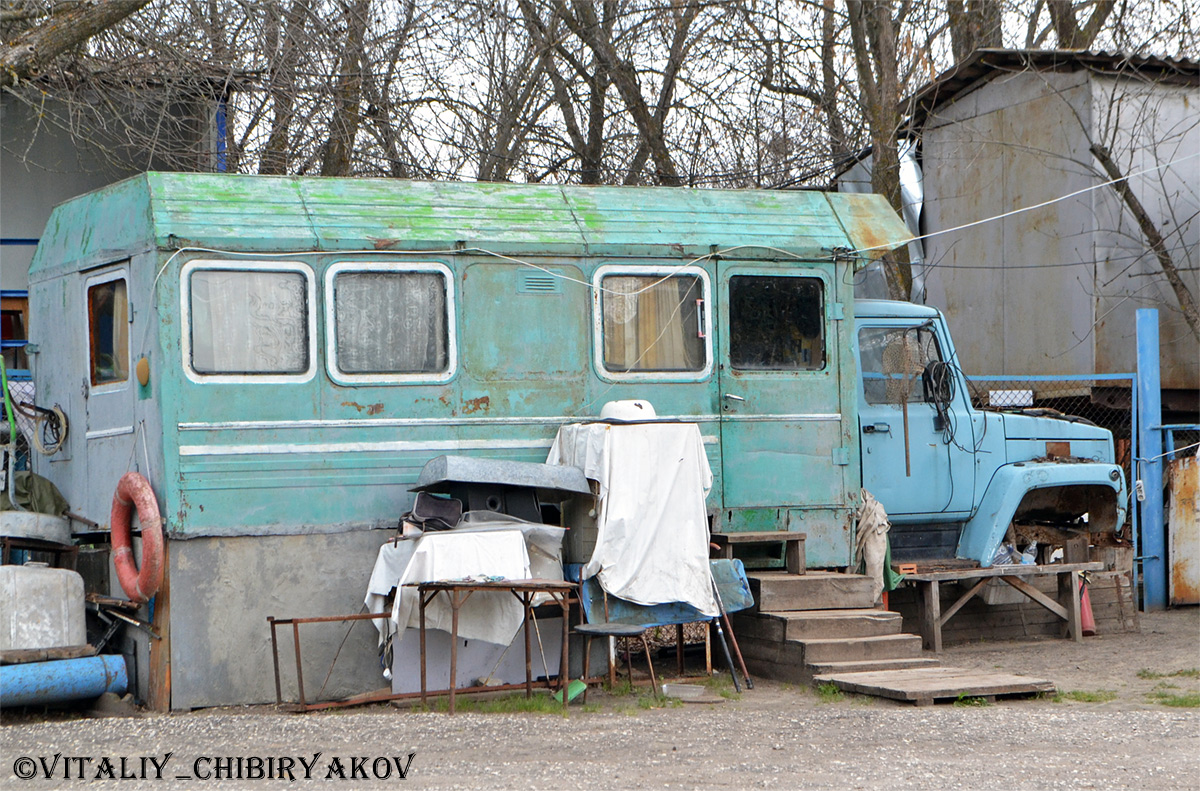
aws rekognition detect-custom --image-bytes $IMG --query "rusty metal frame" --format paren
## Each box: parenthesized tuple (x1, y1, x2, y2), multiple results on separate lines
(267, 612, 391, 711)
(415, 579, 576, 715)
(268, 581, 578, 714)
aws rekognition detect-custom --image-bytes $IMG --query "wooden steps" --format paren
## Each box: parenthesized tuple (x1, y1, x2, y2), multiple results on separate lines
(797, 633, 923, 663)
(735, 571, 1056, 704)
(735, 609, 903, 641)
(748, 571, 877, 611)
(813, 666, 1055, 706)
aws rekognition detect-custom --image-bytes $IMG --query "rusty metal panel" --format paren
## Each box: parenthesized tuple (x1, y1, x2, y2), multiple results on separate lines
(1168, 455, 1199, 605)
(823, 192, 913, 262)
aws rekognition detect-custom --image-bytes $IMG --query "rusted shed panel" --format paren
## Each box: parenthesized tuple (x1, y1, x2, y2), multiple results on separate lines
(1168, 455, 1199, 605)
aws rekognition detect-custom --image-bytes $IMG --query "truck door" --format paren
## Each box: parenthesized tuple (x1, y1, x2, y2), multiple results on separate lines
(855, 321, 975, 516)
(716, 266, 848, 518)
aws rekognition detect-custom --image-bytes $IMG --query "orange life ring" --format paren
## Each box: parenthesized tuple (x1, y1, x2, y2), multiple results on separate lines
(110, 472, 164, 603)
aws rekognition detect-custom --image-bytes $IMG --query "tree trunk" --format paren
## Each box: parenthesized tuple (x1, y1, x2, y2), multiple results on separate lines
(559, 0, 689, 186)
(847, 0, 911, 300)
(0, 1, 152, 89)
(260, 1, 306, 175)
(1048, 0, 1115, 50)
(948, 0, 1003, 61)
(321, 0, 371, 177)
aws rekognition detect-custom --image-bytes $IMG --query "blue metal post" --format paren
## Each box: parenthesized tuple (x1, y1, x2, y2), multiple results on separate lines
(1136, 309, 1165, 611)
(215, 99, 227, 173)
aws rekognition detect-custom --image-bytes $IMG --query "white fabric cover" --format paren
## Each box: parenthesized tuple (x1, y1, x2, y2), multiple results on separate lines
(548, 422, 718, 616)
(376, 530, 530, 645)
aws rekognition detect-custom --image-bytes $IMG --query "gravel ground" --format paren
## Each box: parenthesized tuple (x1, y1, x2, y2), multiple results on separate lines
(3, 609, 1197, 791)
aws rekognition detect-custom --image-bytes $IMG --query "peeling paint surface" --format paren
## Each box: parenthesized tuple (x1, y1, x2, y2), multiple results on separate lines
(1169, 456, 1198, 605)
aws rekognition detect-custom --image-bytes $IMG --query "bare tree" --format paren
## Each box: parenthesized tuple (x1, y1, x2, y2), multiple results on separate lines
(3, 0, 1196, 203)
(846, 0, 912, 300)
(1047, 0, 1115, 50)
(948, 0, 1003, 60)
(1091, 142, 1199, 341)
(0, 0, 151, 89)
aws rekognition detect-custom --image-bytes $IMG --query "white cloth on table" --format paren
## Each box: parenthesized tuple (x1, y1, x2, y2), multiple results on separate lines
(365, 529, 530, 646)
(365, 539, 419, 640)
(547, 422, 718, 616)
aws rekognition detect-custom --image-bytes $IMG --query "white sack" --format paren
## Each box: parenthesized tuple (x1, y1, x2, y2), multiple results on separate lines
(855, 488, 890, 605)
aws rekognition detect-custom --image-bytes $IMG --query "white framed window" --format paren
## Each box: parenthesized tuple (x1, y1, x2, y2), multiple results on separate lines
(592, 265, 712, 382)
(181, 259, 317, 384)
(85, 267, 131, 392)
(324, 261, 456, 385)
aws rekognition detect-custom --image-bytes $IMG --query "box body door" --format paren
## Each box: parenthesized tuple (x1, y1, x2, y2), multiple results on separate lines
(716, 264, 853, 565)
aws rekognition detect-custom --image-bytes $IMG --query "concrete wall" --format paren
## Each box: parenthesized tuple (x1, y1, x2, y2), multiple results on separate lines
(168, 530, 391, 710)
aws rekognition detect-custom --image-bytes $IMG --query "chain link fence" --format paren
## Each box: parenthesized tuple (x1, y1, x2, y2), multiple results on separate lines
(963, 374, 1137, 488)
(4, 380, 36, 470)
(1165, 428, 1199, 459)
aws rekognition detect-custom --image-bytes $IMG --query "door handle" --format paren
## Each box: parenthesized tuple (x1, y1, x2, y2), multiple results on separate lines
(722, 393, 745, 402)
(863, 422, 890, 434)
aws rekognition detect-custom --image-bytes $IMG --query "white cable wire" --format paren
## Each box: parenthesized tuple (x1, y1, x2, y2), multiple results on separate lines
(156, 243, 818, 298)
(847, 150, 1200, 257)
(29, 405, 67, 456)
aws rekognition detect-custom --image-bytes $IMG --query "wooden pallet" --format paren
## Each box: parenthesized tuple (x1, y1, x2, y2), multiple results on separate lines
(812, 665, 1055, 706)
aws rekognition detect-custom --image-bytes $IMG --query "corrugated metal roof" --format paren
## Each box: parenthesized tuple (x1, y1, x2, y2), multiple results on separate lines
(30, 173, 913, 276)
(906, 48, 1199, 130)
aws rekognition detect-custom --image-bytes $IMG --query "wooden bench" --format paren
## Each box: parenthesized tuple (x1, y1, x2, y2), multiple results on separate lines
(906, 561, 1104, 652)
(710, 531, 806, 575)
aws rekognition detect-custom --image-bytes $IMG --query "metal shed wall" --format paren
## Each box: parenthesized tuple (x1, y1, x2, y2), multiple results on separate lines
(920, 70, 1199, 392)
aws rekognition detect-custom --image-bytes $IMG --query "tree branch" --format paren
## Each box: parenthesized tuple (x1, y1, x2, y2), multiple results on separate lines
(0, 0, 152, 88)
(1091, 143, 1200, 342)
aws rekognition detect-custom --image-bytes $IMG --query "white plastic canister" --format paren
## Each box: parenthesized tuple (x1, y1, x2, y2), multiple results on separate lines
(0, 564, 87, 651)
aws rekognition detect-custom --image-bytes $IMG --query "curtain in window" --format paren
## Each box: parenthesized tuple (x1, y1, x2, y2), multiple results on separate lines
(335, 272, 447, 374)
(190, 270, 308, 374)
(88, 280, 129, 384)
(603, 275, 702, 372)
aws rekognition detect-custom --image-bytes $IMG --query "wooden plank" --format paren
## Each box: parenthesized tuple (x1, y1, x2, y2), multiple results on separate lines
(1, 644, 97, 665)
(906, 561, 1102, 582)
(814, 666, 1055, 703)
(937, 578, 988, 629)
(784, 537, 804, 575)
(918, 579, 942, 652)
(148, 541, 171, 712)
(999, 576, 1069, 620)
(1063, 536, 1090, 564)
(1060, 570, 1082, 641)
(712, 531, 807, 543)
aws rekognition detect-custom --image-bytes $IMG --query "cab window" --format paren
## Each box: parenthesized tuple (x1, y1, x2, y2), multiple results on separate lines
(859, 326, 943, 404)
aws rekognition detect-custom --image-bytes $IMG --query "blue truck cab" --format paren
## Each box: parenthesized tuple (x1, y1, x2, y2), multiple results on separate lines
(854, 299, 1126, 565)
